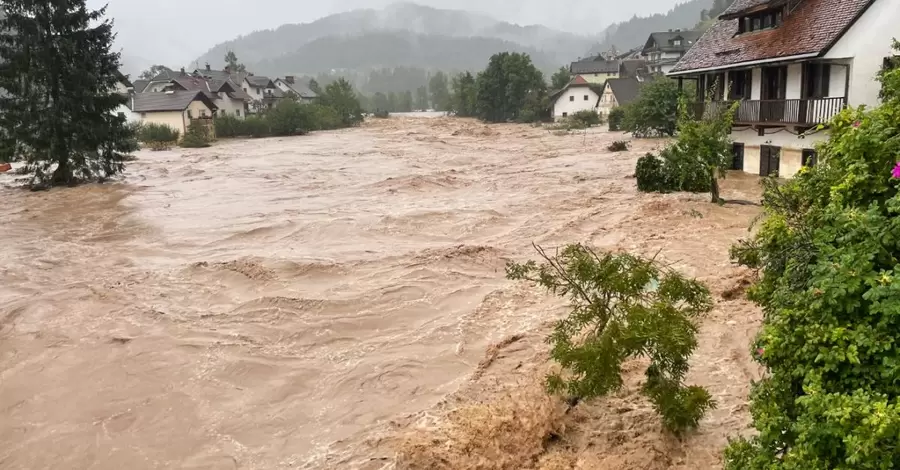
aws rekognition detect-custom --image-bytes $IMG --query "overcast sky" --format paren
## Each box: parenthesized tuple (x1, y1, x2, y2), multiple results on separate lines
(92, 0, 683, 68)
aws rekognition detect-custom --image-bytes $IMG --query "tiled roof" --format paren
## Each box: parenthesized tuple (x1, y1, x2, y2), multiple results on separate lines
(722, 0, 777, 16)
(670, 0, 874, 74)
(246, 76, 275, 88)
(642, 30, 702, 54)
(570, 57, 620, 74)
(278, 79, 318, 99)
(550, 75, 605, 100)
(607, 78, 642, 106)
(131, 91, 216, 112)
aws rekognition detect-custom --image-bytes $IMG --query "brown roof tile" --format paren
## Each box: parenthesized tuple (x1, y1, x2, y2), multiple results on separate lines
(670, 0, 874, 74)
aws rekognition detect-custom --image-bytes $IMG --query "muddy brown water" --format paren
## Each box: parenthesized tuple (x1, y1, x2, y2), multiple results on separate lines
(0, 118, 765, 469)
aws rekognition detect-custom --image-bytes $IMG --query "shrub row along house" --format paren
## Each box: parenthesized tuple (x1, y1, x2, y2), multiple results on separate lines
(668, 0, 897, 178)
(115, 64, 318, 135)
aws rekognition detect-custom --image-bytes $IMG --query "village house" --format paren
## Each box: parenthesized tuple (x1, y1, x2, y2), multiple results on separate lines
(550, 75, 604, 120)
(241, 75, 283, 113)
(127, 91, 218, 136)
(569, 57, 621, 84)
(641, 30, 701, 75)
(145, 66, 250, 118)
(113, 74, 142, 125)
(597, 77, 643, 117)
(274, 76, 317, 102)
(668, 0, 898, 178)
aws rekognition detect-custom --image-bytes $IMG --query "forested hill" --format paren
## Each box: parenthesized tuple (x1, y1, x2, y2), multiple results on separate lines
(588, 0, 713, 55)
(249, 32, 558, 78)
(194, 3, 596, 76)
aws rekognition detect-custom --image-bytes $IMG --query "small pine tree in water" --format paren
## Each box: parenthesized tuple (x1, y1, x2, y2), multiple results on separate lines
(507, 244, 716, 435)
(0, 0, 137, 188)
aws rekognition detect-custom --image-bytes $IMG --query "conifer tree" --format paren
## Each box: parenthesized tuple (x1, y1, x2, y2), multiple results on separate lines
(0, 0, 137, 188)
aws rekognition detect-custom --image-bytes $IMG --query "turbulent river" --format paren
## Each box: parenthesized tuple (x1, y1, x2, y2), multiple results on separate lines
(1, 117, 765, 469)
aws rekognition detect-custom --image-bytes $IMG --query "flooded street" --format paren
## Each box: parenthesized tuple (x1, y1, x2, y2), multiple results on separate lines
(0, 117, 764, 469)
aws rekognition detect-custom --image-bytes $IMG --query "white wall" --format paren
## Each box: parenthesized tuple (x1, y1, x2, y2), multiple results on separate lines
(730, 127, 830, 177)
(829, 61, 851, 98)
(786, 63, 803, 99)
(581, 72, 618, 84)
(553, 86, 600, 119)
(824, 0, 900, 107)
(215, 94, 245, 118)
(751, 68, 762, 100)
(141, 111, 186, 135)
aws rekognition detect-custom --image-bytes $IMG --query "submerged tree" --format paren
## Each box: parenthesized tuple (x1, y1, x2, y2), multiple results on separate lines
(475, 52, 547, 123)
(0, 0, 137, 188)
(429, 71, 451, 112)
(507, 244, 716, 435)
(449, 71, 477, 117)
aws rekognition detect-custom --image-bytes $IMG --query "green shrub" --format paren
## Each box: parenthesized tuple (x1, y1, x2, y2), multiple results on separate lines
(723, 40, 900, 469)
(373, 109, 390, 119)
(214, 115, 246, 138)
(607, 140, 629, 152)
(635, 147, 712, 194)
(242, 116, 270, 138)
(180, 122, 211, 148)
(507, 244, 715, 435)
(608, 107, 626, 131)
(307, 104, 342, 130)
(571, 109, 602, 127)
(636, 153, 666, 192)
(267, 99, 312, 136)
(138, 123, 179, 145)
(622, 78, 683, 137)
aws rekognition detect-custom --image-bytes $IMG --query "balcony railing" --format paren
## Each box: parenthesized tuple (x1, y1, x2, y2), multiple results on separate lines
(694, 97, 847, 126)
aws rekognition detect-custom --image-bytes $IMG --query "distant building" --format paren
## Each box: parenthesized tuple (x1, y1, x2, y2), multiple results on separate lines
(569, 57, 620, 84)
(641, 30, 702, 75)
(274, 76, 317, 103)
(550, 75, 604, 120)
(598, 78, 643, 117)
(126, 91, 218, 135)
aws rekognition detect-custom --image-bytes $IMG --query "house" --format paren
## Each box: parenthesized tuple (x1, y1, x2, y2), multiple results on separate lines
(598, 78, 643, 117)
(550, 75, 604, 120)
(274, 76, 317, 102)
(569, 57, 621, 84)
(127, 91, 218, 136)
(668, 0, 895, 178)
(143, 67, 249, 118)
(113, 73, 141, 125)
(641, 30, 702, 75)
(241, 75, 282, 113)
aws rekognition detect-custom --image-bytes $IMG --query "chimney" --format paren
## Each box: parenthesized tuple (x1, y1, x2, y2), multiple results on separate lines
(205, 62, 210, 71)
(285, 75, 295, 85)
(180, 67, 185, 75)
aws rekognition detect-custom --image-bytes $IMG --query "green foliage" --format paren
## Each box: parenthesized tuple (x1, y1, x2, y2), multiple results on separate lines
(243, 116, 271, 138)
(224, 50, 246, 73)
(449, 72, 478, 117)
(636, 153, 667, 192)
(318, 78, 364, 127)
(550, 66, 572, 91)
(429, 71, 452, 112)
(180, 122, 212, 148)
(415, 85, 429, 110)
(623, 78, 683, 137)
(507, 244, 715, 435)
(267, 99, 313, 136)
(305, 104, 343, 130)
(475, 52, 547, 123)
(608, 107, 626, 131)
(571, 110, 602, 127)
(373, 109, 390, 118)
(0, 0, 137, 188)
(636, 147, 712, 194)
(607, 140, 630, 152)
(138, 123, 180, 145)
(139, 64, 173, 80)
(723, 42, 900, 470)
(214, 116, 245, 138)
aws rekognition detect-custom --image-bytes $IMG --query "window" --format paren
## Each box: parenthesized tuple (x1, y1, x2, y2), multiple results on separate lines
(728, 70, 752, 100)
(117, 112, 125, 119)
(802, 149, 818, 167)
(187, 110, 193, 119)
(803, 63, 831, 99)
(673, 39, 682, 46)
(584, 95, 589, 101)
(236, 109, 241, 117)
(141, 112, 146, 118)
(562, 112, 568, 117)
(256, 88, 261, 95)
(243, 87, 248, 93)
(570, 96, 575, 102)
(739, 8, 784, 33)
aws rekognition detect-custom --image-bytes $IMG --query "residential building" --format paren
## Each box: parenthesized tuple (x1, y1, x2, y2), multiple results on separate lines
(569, 57, 620, 84)
(550, 75, 604, 120)
(113, 74, 141, 125)
(598, 78, 643, 117)
(274, 76, 317, 102)
(143, 67, 249, 118)
(641, 30, 702, 75)
(668, 0, 896, 178)
(241, 75, 282, 113)
(127, 91, 218, 136)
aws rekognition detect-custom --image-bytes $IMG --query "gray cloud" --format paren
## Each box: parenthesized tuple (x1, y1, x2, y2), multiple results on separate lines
(94, 0, 684, 70)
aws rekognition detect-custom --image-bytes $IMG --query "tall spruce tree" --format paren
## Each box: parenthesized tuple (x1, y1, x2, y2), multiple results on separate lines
(0, 0, 136, 188)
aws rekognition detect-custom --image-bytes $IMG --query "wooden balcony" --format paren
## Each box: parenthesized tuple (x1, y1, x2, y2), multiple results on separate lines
(694, 97, 847, 126)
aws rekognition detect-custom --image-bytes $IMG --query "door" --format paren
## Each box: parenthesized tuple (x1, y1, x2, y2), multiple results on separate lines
(761, 66, 787, 122)
(801, 148, 818, 167)
(759, 145, 781, 177)
(732, 143, 745, 171)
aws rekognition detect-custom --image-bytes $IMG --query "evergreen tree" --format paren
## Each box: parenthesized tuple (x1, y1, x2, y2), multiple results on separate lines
(400, 90, 414, 112)
(0, 0, 137, 188)
(450, 72, 477, 117)
(224, 50, 246, 73)
(429, 71, 451, 112)
(415, 85, 429, 110)
(550, 66, 572, 91)
(317, 78, 363, 127)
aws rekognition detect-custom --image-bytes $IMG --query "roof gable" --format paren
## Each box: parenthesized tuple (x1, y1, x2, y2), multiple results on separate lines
(670, 0, 874, 74)
(570, 57, 620, 74)
(131, 91, 218, 113)
(607, 78, 642, 106)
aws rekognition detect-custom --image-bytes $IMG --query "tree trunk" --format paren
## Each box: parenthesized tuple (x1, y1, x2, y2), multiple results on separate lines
(710, 167, 721, 204)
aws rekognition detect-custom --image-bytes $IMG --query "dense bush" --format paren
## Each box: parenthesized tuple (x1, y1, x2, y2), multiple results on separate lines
(571, 109, 602, 127)
(636, 147, 712, 194)
(267, 99, 312, 136)
(242, 116, 270, 138)
(608, 107, 626, 131)
(607, 140, 629, 152)
(317, 78, 364, 127)
(138, 123, 179, 147)
(623, 78, 683, 137)
(372, 109, 390, 119)
(475, 52, 547, 123)
(507, 244, 715, 435)
(636, 153, 666, 192)
(214, 116, 245, 138)
(723, 42, 900, 469)
(180, 122, 211, 148)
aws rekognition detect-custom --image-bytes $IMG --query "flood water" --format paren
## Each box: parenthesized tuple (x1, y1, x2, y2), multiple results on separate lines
(0, 118, 766, 469)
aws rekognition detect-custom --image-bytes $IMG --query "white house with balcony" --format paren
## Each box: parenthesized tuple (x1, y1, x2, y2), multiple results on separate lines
(668, 0, 898, 178)
(641, 30, 701, 75)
